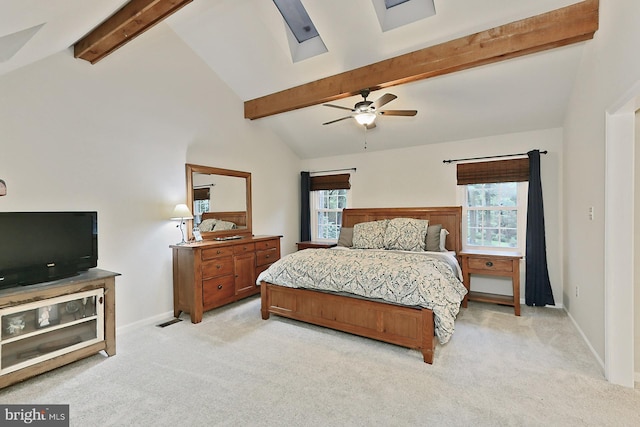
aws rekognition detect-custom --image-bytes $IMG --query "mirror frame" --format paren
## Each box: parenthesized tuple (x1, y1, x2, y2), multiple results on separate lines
(185, 163, 252, 241)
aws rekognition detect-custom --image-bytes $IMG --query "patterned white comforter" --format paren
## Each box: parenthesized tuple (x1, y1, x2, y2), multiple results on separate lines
(256, 248, 468, 344)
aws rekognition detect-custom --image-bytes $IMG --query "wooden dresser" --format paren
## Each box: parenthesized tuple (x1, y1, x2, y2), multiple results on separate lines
(171, 235, 281, 323)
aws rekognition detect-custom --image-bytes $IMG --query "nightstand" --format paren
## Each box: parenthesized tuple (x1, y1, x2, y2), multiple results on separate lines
(296, 241, 337, 251)
(459, 250, 523, 316)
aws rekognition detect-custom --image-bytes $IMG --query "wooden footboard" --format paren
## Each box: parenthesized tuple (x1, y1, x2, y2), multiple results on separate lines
(261, 281, 436, 364)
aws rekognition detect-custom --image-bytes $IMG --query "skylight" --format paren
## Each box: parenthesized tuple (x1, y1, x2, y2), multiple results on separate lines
(373, 0, 436, 32)
(272, 0, 327, 63)
(272, 0, 318, 43)
(385, 0, 411, 8)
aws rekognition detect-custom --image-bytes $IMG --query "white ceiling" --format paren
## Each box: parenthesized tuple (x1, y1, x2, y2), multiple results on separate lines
(0, 0, 587, 159)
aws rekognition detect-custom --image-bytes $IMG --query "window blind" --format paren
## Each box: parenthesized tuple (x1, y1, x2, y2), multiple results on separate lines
(193, 188, 210, 201)
(456, 158, 529, 185)
(310, 173, 351, 191)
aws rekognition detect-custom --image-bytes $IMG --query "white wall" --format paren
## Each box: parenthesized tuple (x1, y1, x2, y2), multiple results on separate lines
(563, 0, 640, 365)
(635, 110, 640, 377)
(0, 24, 300, 328)
(302, 128, 563, 305)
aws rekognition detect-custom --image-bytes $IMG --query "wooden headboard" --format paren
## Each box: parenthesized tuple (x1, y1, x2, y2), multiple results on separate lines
(201, 211, 247, 227)
(342, 206, 463, 254)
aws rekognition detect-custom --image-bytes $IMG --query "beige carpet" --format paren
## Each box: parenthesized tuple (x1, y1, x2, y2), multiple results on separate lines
(1, 296, 639, 426)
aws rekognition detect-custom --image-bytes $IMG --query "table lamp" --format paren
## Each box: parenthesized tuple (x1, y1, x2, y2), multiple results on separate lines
(171, 204, 193, 245)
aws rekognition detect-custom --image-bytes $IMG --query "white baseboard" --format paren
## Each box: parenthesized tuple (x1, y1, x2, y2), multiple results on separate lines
(565, 308, 605, 373)
(116, 310, 177, 335)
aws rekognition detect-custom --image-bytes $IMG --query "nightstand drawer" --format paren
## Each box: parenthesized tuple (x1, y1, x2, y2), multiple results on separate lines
(468, 257, 513, 273)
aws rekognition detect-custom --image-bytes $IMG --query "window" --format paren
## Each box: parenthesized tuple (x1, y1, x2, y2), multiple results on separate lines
(385, 0, 411, 8)
(311, 189, 349, 241)
(460, 182, 528, 252)
(272, 0, 318, 43)
(272, 0, 327, 62)
(373, 0, 436, 32)
(193, 199, 209, 217)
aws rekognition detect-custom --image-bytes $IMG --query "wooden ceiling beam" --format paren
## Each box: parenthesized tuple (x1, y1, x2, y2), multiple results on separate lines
(244, 0, 599, 120)
(74, 0, 192, 64)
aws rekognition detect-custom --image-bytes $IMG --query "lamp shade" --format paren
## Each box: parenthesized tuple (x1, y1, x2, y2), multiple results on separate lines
(354, 112, 376, 126)
(171, 204, 193, 220)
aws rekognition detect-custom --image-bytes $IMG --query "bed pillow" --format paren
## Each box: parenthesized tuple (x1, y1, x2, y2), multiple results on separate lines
(198, 218, 217, 232)
(213, 220, 237, 231)
(337, 227, 353, 247)
(440, 228, 450, 251)
(383, 218, 429, 252)
(425, 224, 443, 252)
(352, 220, 389, 249)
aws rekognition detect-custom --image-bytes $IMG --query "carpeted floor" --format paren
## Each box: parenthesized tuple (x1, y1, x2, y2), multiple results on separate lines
(1, 296, 639, 426)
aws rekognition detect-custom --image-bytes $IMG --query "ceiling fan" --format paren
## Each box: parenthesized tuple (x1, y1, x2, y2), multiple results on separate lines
(322, 88, 417, 129)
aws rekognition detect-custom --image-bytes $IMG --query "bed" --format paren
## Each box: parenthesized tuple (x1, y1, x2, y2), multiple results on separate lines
(258, 206, 466, 364)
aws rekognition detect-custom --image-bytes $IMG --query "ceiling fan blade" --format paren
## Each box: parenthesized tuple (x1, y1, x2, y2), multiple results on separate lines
(323, 103, 355, 112)
(322, 116, 353, 125)
(371, 93, 397, 110)
(379, 109, 418, 116)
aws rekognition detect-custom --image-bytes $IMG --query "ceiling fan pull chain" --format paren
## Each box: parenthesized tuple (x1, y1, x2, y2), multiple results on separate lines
(363, 126, 368, 150)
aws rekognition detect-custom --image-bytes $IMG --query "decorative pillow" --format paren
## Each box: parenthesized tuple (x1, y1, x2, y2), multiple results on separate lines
(440, 228, 450, 251)
(337, 227, 353, 247)
(198, 218, 217, 232)
(425, 224, 443, 252)
(352, 220, 389, 249)
(383, 218, 429, 252)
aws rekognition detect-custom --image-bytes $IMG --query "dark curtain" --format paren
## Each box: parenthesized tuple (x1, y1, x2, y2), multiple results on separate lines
(300, 172, 311, 242)
(525, 150, 555, 306)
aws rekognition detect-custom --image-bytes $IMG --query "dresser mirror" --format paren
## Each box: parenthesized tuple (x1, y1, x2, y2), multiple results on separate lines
(185, 164, 252, 241)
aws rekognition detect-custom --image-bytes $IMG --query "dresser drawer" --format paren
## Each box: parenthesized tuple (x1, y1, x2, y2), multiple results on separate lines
(255, 263, 271, 278)
(203, 275, 235, 308)
(233, 243, 256, 255)
(202, 257, 233, 279)
(256, 239, 279, 251)
(468, 257, 513, 273)
(256, 248, 278, 266)
(202, 246, 234, 260)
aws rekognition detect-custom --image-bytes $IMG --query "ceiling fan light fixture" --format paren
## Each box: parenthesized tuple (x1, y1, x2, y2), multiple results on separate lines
(355, 112, 376, 126)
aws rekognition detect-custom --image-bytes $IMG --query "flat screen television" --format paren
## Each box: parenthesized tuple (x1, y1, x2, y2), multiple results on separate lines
(0, 211, 97, 290)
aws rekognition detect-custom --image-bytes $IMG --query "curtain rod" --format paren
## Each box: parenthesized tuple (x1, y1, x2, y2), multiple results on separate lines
(442, 150, 547, 164)
(309, 167, 356, 174)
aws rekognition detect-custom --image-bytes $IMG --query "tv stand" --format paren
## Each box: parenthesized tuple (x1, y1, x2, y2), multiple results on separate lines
(0, 269, 119, 389)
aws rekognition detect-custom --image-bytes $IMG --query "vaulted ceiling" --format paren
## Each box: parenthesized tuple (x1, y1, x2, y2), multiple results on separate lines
(0, 0, 597, 159)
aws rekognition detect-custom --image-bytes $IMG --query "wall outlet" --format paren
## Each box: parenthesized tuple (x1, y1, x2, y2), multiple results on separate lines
(575, 285, 579, 298)
(588, 206, 594, 221)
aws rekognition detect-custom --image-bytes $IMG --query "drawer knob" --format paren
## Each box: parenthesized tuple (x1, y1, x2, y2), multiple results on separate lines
(216, 264, 221, 269)
(265, 255, 270, 259)
(217, 250, 221, 254)
(218, 284, 223, 290)
(486, 261, 493, 267)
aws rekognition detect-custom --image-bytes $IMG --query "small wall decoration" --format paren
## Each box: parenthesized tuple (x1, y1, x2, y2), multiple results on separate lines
(0, 179, 6, 196)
